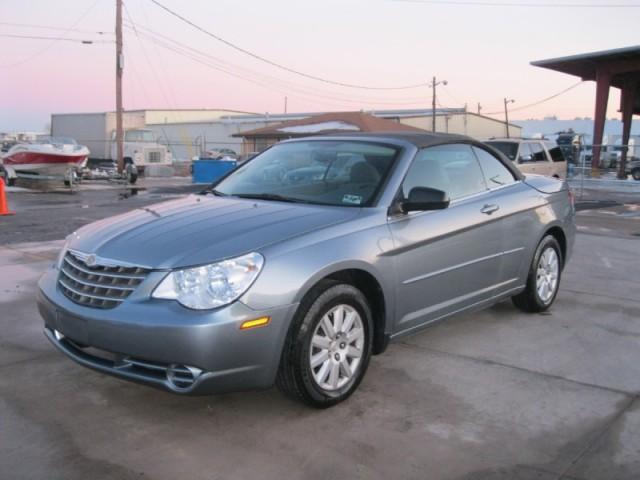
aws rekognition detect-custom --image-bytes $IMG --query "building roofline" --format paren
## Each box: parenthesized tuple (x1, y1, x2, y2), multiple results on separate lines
(531, 45, 640, 67)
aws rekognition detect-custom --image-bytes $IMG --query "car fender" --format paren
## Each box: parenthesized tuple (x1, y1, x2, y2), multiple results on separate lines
(240, 224, 396, 336)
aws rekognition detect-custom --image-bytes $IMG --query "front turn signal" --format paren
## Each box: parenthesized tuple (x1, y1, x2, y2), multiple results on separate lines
(240, 317, 271, 330)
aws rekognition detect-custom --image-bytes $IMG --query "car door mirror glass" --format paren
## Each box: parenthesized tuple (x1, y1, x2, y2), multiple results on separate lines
(402, 187, 450, 213)
(520, 154, 533, 163)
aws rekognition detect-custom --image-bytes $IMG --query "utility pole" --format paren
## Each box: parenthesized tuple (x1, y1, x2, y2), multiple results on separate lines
(429, 76, 447, 132)
(284, 96, 288, 114)
(477, 102, 482, 115)
(115, 0, 124, 174)
(503, 98, 515, 138)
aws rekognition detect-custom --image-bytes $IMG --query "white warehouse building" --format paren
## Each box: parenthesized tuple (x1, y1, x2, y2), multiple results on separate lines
(52, 108, 521, 162)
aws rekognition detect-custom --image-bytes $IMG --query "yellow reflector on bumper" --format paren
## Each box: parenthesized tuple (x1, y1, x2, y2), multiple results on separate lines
(240, 317, 271, 330)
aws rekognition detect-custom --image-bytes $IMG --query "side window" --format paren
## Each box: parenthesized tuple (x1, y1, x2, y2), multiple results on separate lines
(472, 146, 516, 188)
(530, 142, 547, 162)
(402, 144, 486, 201)
(548, 146, 566, 163)
(518, 143, 533, 163)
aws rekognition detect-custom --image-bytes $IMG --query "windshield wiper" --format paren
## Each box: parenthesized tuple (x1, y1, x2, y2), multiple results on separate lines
(233, 193, 305, 203)
(201, 188, 228, 196)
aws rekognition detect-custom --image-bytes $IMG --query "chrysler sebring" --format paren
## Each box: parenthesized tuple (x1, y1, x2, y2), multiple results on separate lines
(37, 133, 575, 407)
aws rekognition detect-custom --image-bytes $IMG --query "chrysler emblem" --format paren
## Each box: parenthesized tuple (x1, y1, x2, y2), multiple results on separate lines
(85, 254, 97, 267)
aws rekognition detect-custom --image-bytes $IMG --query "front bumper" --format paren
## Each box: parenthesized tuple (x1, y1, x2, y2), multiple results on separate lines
(37, 266, 298, 394)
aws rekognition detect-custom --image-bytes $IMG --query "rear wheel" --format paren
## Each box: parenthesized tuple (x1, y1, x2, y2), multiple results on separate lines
(512, 235, 562, 313)
(0, 166, 15, 186)
(276, 282, 373, 408)
(632, 168, 640, 181)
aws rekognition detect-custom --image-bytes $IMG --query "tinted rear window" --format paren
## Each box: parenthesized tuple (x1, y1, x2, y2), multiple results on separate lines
(548, 146, 566, 163)
(485, 141, 518, 161)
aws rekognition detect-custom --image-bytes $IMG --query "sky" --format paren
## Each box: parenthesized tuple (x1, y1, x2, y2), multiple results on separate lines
(0, 0, 638, 131)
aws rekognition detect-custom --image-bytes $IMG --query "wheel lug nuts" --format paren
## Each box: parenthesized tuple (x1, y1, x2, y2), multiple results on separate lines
(334, 353, 340, 361)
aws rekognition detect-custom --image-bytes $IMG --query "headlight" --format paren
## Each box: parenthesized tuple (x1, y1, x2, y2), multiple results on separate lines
(152, 252, 264, 310)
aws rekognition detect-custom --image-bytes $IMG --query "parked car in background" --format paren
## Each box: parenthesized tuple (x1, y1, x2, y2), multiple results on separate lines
(625, 158, 640, 181)
(203, 148, 238, 160)
(485, 138, 567, 179)
(38, 133, 575, 408)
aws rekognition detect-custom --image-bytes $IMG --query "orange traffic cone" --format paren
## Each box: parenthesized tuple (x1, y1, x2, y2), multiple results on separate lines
(0, 177, 15, 216)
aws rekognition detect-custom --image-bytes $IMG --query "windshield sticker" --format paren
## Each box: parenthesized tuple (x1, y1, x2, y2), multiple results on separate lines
(342, 194, 363, 205)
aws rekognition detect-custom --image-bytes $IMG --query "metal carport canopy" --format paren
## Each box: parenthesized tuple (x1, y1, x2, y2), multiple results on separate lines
(531, 45, 640, 176)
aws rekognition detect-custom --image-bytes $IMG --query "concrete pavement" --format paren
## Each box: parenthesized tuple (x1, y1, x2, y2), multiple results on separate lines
(1, 231, 639, 480)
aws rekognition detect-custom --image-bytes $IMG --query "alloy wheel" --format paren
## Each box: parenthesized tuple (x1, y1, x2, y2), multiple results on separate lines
(536, 247, 559, 304)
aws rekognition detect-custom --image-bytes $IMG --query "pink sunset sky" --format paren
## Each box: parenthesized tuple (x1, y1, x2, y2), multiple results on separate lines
(1, 0, 638, 131)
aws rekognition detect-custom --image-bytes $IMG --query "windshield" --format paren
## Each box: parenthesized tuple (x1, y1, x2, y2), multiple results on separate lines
(486, 141, 518, 161)
(125, 130, 156, 142)
(214, 140, 400, 207)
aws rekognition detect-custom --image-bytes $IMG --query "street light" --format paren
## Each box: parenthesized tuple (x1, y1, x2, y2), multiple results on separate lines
(504, 98, 515, 138)
(429, 77, 448, 132)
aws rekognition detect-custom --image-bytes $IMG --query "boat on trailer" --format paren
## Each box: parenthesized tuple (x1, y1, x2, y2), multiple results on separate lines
(1, 136, 89, 185)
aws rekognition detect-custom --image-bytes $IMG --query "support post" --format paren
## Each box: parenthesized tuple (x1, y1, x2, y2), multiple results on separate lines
(431, 76, 437, 132)
(503, 98, 514, 138)
(115, 0, 124, 174)
(591, 69, 611, 177)
(618, 77, 637, 179)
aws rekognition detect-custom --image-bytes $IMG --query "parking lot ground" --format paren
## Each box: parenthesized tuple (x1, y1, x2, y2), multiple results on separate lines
(1, 204, 640, 478)
(0, 177, 203, 244)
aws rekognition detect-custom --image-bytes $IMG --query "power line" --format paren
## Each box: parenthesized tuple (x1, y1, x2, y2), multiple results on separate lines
(0, 22, 113, 35)
(123, 2, 175, 109)
(123, 21, 431, 107)
(148, 0, 427, 91)
(0, 0, 103, 68)
(138, 0, 181, 109)
(483, 80, 585, 115)
(126, 27, 425, 110)
(124, 26, 421, 110)
(0, 33, 112, 44)
(393, 0, 640, 7)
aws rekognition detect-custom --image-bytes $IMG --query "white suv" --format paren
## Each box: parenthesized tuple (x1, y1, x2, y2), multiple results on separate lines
(485, 139, 567, 179)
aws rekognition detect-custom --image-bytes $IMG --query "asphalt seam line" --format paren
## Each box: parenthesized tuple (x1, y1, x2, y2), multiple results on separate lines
(553, 396, 638, 480)
(397, 341, 635, 397)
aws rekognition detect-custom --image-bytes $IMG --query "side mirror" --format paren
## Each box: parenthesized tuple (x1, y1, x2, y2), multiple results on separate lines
(401, 187, 450, 213)
(519, 155, 533, 163)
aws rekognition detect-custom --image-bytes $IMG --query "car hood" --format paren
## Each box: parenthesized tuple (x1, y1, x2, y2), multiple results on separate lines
(69, 195, 360, 269)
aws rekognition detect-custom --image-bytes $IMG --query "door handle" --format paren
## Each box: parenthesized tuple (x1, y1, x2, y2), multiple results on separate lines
(481, 204, 500, 215)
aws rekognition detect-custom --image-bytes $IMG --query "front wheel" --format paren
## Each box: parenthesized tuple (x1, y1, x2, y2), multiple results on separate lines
(276, 282, 373, 408)
(512, 235, 562, 313)
(632, 168, 640, 181)
(125, 164, 138, 184)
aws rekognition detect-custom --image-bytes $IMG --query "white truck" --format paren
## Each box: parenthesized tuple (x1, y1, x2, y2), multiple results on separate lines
(50, 112, 172, 172)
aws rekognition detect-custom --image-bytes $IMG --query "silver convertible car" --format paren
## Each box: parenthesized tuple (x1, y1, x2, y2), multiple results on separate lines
(37, 133, 575, 407)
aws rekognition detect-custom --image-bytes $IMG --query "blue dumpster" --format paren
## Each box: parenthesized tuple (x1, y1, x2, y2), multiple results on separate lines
(192, 159, 237, 183)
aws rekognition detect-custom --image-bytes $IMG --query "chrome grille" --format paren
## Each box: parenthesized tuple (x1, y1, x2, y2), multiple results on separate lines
(58, 251, 149, 309)
(146, 150, 162, 163)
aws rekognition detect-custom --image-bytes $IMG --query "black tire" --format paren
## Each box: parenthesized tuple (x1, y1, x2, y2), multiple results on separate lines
(512, 235, 562, 313)
(632, 168, 640, 181)
(0, 166, 15, 186)
(125, 164, 138, 184)
(276, 282, 373, 408)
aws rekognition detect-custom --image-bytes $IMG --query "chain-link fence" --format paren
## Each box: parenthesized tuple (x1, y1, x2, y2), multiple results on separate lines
(564, 143, 640, 200)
